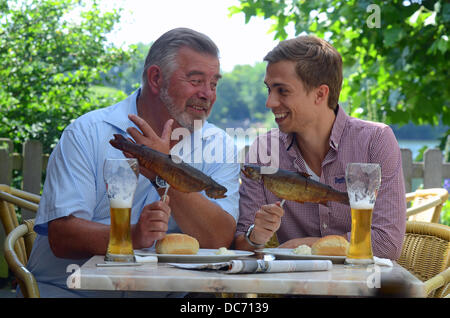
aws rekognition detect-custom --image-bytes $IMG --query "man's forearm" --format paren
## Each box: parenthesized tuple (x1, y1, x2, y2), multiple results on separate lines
(165, 188, 236, 248)
(48, 215, 110, 259)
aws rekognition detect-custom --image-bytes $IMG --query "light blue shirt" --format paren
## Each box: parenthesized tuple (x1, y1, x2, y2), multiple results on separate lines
(27, 89, 240, 297)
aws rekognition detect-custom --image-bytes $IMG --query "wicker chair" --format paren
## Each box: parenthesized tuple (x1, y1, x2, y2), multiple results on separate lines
(4, 219, 39, 297)
(0, 184, 40, 235)
(397, 221, 450, 298)
(406, 188, 448, 223)
(0, 184, 40, 297)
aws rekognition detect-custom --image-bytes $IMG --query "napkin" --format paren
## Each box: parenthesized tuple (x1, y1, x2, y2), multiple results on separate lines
(135, 255, 158, 263)
(373, 256, 393, 267)
(169, 259, 332, 274)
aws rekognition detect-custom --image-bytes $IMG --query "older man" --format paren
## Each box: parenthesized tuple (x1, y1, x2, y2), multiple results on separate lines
(27, 28, 240, 297)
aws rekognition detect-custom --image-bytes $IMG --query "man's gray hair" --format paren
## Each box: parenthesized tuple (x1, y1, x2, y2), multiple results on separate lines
(142, 28, 219, 85)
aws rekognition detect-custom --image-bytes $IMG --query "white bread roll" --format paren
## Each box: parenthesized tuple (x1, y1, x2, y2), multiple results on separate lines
(311, 235, 349, 256)
(155, 233, 200, 255)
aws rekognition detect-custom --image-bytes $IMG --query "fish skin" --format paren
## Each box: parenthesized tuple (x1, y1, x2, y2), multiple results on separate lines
(242, 164, 349, 205)
(109, 134, 227, 199)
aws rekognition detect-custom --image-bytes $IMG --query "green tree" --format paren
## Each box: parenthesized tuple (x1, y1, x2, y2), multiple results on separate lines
(229, 0, 449, 144)
(212, 62, 268, 126)
(0, 0, 133, 153)
(101, 42, 150, 95)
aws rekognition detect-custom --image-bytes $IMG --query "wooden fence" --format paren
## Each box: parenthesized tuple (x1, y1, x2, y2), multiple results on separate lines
(0, 138, 49, 198)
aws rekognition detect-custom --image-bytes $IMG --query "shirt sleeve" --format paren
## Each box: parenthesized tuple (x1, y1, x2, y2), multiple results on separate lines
(198, 133, 241, 223)
(369, 126, 406, 260)
(236, 141, 269, 237)
(206, 161, 241, 222)
(34, 128, 97, 235)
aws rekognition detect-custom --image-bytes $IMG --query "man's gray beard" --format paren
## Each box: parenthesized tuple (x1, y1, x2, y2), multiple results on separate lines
(160, 86, 203, 132)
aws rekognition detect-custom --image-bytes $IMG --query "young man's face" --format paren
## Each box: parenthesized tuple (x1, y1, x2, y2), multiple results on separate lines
(160, 47, 221, 132)
(264, 60, 318, 135)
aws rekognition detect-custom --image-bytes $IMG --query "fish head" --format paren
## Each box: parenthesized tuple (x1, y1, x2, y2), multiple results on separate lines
(241, 164, 262, 181)
(205, 185, 228, 199)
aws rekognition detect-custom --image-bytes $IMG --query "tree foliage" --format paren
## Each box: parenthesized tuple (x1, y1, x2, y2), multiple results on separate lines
(101, 42, 149, 95)
(229, 0, 449, 144)
(0, 0, 133, 153)
(212, 63, 268, 126)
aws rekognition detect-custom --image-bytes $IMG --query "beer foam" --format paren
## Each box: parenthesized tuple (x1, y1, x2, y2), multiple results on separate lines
(350, 199, 374, 210)
(110, 198, 133, 209)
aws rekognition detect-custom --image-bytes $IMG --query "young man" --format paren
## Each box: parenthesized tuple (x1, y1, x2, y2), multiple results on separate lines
(27, 28, 240, 297)
(235, 35, 406, 260)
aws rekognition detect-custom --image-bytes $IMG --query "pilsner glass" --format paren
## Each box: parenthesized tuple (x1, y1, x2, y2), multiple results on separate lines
(344, 163, 381, 267)
(103, 158, 139, 262)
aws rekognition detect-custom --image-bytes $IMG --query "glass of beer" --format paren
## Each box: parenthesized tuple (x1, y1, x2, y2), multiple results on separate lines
(344, 163, 381, 267)
(103, 158, 139, 262)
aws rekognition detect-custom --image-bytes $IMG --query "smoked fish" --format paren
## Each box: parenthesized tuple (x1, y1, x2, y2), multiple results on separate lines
(242, 164, 349, 205)
(110, 134, 227, 199)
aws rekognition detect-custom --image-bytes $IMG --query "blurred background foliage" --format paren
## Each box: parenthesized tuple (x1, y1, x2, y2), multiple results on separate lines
(0, 0, 448, 154)
(0, 0, 131, 153)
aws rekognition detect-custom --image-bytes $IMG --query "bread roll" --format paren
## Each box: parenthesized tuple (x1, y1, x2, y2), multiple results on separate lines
(155, 233, 200, 255)
(311, 235, 349, 256)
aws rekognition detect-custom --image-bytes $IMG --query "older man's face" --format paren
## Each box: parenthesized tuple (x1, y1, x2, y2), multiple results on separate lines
(160, 47, 221, 132)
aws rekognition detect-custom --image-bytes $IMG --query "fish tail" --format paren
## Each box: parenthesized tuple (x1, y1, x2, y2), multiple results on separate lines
(109, 134, 128, 149)
(109, 134, 138, 154)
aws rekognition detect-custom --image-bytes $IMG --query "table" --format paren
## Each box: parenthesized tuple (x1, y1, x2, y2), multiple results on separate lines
(71, 255, 425, 297)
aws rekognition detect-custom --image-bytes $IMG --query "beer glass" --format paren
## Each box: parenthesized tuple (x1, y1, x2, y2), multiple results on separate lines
(344, 163, 381, 267)
(103, 158, 139, 262)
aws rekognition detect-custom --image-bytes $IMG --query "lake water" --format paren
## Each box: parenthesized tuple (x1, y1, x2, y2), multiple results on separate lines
(397, 139, 440, 159)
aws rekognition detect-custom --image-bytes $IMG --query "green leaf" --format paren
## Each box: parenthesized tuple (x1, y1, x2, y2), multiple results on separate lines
(443, 3, 450, 22)
(437, 37, 448, 54)
(383, 25, 405, 47)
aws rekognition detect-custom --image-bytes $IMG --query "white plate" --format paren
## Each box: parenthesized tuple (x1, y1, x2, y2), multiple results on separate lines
(134, 248, 254, 263)
(256, 248, 346, 264)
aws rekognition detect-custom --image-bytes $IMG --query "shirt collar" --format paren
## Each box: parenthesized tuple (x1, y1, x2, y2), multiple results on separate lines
(329, 104, 348, 151)
(200, 121, 222, 140)
(280, 130, 294, 150)
(103, 89, 140, 133)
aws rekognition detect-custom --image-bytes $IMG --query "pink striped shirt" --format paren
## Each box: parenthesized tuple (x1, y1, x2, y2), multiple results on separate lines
(237, 106, 406, 260)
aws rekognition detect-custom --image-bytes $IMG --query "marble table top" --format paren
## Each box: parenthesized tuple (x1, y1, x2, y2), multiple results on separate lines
(72, 255, 425, 297)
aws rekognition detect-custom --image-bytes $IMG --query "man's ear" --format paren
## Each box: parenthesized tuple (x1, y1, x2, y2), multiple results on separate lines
(315, 84, 330, 105)
(146, 65, 164, 94)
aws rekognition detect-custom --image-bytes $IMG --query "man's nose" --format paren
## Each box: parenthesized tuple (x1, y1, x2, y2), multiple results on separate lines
(266, 92, 280, 109)
(197, 82, 215, 100)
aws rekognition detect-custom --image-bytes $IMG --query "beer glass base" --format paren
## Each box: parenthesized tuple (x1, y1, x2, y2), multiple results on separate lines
(104, 253, 136, 263)
(344, 257, 374, 268)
